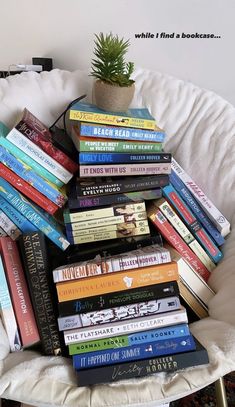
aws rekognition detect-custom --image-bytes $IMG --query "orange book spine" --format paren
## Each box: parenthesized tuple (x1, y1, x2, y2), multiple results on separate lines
(56, 262, 179, 302)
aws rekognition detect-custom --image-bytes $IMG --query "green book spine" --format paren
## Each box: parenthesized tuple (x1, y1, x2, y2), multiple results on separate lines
(69, 336, 129, 355)
(79, 140, 163, 153)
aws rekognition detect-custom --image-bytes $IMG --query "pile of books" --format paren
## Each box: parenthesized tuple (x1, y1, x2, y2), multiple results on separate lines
(0, 108, 77, 250)
(64, 101, 170, 244)
(53, 242, 210, 386)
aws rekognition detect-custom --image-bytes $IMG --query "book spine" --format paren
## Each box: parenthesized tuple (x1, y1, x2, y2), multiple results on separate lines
(0, 145, 67, 207)
(56, 262, 178, 302)
(58, 281, 180, 316)
(73, 335, 196, 370)
(67, 220, 149, 237)
(68, 189, 162, 210)
(0, 209, 21, 240)
(64, 308, 188, 344)
(0, 136, 63, 187)
(70, 113, 157, 130)
(171, 158, 230, 237)
(68, 323, 190, 355)
(79, 163, 171, 177)
(64, 201, 146, 223)
(19, 232, 62, 355)
(0, 164, 58, 215)
(53, 244, 171, 283)
(162, 184, 223, 263)
(148, 205, 211, 281)
(16, 120, 78, 173)
(76, 175, 169, 196)
(0, 196, 38, 233)
(0, 237, 40, 346)
(79, 153, 171, 164)
(169, 171, 225, 246)
(79, 123, 164, 141)
(76, 343, 208, 386)
(78, 137, 163, 153)
(6, 128, 73, 184)
(0, 178, 70, 251)
(58, 296, 181, 330)
(0, 255, 22, 351)
(157, 199, 216, 272)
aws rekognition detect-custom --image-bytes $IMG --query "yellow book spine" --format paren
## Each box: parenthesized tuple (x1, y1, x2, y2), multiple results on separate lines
(69, 111, 156, 130)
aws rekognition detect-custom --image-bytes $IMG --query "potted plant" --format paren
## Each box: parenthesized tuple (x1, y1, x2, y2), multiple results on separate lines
(91, 32, 135, 112)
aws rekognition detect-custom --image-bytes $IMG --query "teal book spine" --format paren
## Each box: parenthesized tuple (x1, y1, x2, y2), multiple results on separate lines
(0, 137, 63, 188)
(0, 145, 66, 207)
(0, 196, 37, 233)
(0, 178, 70, 251)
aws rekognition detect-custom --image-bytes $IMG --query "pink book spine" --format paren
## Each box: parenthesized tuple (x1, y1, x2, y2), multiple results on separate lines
(148, 207, 210, 282)
(0, 237, 40, 346)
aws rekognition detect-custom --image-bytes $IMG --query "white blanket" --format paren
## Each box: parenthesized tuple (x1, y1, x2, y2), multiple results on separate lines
(0, 68, 235, 406)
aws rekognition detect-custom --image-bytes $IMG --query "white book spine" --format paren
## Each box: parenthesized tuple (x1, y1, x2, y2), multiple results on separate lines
(58, 296, 181, 330)
(0, 255, 22, 351)
(171, 158, 230, 237)
(64, 308, 188, 344)
(0, 210, 21, 240)
(80, 162, 171, 177)
(0, 226, 7, 236)
(53, 244, 171, 283)
(159, 200, 215, 272)
(6, 128, 73, 184)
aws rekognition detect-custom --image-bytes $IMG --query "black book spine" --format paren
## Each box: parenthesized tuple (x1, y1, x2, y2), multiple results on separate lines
(19, 232, 62, 355)
(58, 281, 179, 316)
(76, 175, 169, 196)
(76, 341, 209, 386)
(68, 188, 162, 210)
(66, 233, 163, 263)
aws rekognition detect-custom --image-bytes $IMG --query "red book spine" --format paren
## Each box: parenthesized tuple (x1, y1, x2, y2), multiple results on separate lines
(0, 237, 40, 346)
(16, 120, 78, 174)
(148, 206, 210, 281)
(0, 164, 58, 215)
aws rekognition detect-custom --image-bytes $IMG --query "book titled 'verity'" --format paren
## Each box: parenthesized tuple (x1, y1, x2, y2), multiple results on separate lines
(19, 232, 62, 355)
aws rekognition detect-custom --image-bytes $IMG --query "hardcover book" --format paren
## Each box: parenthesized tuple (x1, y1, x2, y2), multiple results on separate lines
(19, 232, 62, 355)
(69, 102, 157, 130)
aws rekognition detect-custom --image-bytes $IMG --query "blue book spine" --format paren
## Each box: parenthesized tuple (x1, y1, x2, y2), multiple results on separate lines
(73, 335, 196, 370)
(127, 323, 190, 346)
(0, 145, 66, 207)
(80, 123, 165, 143)
(0, 178, 70, 251)
(162, 184, 223, 263)
(79, 152, 171, 164)
(0, 196, 37, 233)
(0, 137, 63, 188)
(169, 171, 225, 246)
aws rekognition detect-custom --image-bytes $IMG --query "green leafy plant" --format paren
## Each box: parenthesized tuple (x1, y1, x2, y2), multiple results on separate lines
(90, 32, 135, 87)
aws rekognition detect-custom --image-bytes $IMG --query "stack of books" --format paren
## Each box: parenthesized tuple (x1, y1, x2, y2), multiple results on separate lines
(64, 101, 171, 244)
(0, 108, 77, 250)
(53, 243, 210, 386)
(147, 157, 230, 318)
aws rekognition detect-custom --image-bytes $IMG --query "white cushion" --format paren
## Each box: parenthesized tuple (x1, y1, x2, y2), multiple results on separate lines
(0, 67, 235, 407)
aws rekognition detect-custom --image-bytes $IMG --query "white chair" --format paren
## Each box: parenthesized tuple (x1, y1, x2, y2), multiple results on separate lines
(0, 67, 234, 407)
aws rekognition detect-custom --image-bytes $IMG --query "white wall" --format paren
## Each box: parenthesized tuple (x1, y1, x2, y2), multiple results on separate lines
(1, 0, 234, 106)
